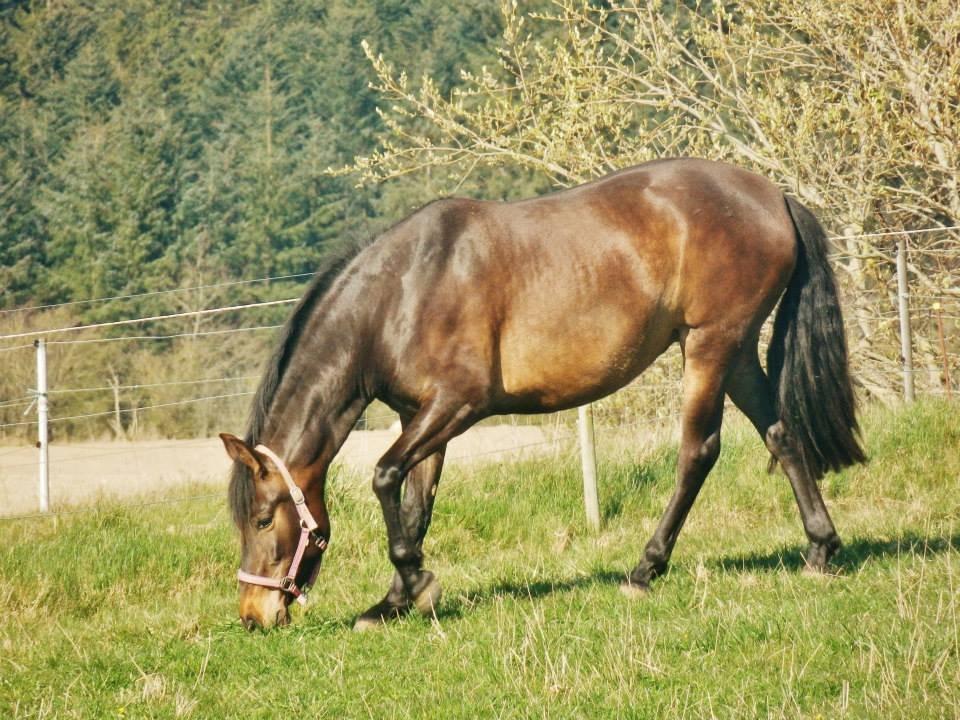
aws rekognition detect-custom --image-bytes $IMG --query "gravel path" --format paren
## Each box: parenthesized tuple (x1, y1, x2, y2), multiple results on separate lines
(0, 425, 556, 517)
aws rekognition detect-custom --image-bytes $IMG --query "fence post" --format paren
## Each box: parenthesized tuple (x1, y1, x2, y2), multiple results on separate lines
(577, 404, 600, 531)
(934, 303, 953, 398)
(896, 237, 915, 402)
(35, 339, 50, 512)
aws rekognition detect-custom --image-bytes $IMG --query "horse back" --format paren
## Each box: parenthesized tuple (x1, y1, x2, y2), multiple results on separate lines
(372, 159, 797, 412)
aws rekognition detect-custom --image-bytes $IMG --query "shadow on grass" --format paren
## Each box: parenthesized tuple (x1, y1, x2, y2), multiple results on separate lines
(714, 530, 960, 574)
(436, 530, 959, 620)
(434, 570, 627, 621)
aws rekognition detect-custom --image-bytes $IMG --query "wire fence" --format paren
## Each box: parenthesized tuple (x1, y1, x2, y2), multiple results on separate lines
(0, 271, 314, 317)
(0, 226, 956, 519)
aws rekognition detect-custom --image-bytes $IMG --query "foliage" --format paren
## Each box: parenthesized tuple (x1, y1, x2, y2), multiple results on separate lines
(351, 0, 960, 228)
(1, 1, 957, 439)
(0, 0, 501, 312)
(0, 0, 503, 439)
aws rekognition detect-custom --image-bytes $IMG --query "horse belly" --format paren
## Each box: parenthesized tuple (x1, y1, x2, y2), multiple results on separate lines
(497, 299, 675, 410)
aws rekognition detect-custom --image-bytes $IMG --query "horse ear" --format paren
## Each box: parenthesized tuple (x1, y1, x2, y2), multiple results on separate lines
(219, 433, 262, 472)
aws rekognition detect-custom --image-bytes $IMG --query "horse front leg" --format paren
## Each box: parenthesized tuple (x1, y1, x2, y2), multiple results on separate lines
(354, 449, 446, 630)
(359, 397, 475, 629)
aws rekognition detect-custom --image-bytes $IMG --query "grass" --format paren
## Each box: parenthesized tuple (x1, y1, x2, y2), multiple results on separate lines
(0, 401, 958, 719)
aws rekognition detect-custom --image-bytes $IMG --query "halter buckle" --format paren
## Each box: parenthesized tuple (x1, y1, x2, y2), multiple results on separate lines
(289, 485, 306, 505)
(279, 576, 297, 593)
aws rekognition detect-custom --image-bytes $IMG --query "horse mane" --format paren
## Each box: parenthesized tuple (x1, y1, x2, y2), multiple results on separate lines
(228, 240, 370, 528)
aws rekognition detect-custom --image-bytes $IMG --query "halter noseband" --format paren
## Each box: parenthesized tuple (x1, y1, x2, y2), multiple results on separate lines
(236, 444, 328, 605)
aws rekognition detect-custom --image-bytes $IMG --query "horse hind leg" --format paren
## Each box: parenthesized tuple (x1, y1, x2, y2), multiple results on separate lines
(724, 351, 841, 571)
(623, 340, 727, 596)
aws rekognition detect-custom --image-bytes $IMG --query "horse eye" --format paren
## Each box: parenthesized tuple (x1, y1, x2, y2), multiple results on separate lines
(256, 517, 273, 530)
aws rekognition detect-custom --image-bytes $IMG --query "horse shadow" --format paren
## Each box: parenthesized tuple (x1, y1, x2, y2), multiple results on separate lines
(298, 529, 958, 630)
(432, 570, 627, 621)
(714, 530, 960, 574)
(431, 529, 959, 621)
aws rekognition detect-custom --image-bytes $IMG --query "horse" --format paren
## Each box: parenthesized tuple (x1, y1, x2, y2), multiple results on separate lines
(220, 157, 865, 631)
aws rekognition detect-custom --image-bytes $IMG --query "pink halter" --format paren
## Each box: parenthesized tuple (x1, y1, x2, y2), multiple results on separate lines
(236, 444, 328, 605)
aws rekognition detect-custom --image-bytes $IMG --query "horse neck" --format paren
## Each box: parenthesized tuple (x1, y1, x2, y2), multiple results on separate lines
(258, 307, 370, 480)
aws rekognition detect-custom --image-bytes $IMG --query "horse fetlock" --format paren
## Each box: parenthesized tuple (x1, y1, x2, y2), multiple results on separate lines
(388, 541, 422, 568)
(629, 557, 667, 587)
(803, 535, 841, 571)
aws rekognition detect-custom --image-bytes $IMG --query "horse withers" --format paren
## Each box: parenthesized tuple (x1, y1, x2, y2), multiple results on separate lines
(220, 158, 865, 630)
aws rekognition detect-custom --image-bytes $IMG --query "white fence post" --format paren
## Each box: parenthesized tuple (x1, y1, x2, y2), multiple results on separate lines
(35, 339, 50, 512)
(896, 237, 915, 402)
(577, 404, 600, 531)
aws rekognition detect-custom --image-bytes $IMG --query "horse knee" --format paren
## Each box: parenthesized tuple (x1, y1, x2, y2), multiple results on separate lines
(765, 421, 793, 455)
(372, 464, 402, 499)
(700, 432, 721, 466)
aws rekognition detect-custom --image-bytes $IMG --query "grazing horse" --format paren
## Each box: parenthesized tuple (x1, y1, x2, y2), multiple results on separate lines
(220, 157, 865, 631)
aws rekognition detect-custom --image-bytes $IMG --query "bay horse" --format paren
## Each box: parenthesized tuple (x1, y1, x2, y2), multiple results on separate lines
(220, 157, 865, 631)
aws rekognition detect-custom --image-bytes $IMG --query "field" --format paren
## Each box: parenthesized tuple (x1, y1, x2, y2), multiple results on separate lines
(1, 401, 957, 719)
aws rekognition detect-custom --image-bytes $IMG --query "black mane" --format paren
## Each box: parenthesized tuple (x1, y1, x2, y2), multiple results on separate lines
(228, 240, 369, 528)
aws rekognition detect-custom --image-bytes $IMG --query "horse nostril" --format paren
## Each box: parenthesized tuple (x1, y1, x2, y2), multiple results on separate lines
(276, 609, 290, 627)
(242, 617, 258, 632)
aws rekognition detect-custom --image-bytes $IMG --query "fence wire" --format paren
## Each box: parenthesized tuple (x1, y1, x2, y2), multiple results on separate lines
(0, 272, 314, 317)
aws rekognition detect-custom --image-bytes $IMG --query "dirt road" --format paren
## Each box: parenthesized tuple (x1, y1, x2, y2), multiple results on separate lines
(0, 425, 557, 517)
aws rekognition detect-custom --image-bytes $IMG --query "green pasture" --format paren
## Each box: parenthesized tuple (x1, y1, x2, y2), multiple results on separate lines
(1, 401, 957, 719)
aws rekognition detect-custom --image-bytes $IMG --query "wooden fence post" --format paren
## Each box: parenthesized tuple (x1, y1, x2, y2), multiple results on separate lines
(934, 303, 953, 398)
(35, 339, 50, 512)
(896, 237, 915, 402)
(577, 404, 600, 531)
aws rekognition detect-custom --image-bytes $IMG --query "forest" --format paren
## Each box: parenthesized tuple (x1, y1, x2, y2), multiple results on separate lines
(0, 0, 512, 310)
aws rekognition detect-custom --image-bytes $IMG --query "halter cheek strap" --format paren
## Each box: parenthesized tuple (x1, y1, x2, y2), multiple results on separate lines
(236, 444, 328, 605)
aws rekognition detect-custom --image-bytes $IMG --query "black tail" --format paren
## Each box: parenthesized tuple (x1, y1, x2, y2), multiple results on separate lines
(767, 196, 866, 479)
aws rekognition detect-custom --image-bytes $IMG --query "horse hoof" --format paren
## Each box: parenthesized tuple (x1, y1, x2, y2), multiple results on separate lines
(353, 616, 385, 632)
(412, 573, 442, 616)
(619, 581, 650, 600)
(353, 597, 410, 631)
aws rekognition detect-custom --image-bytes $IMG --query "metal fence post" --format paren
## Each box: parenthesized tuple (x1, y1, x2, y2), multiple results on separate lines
(577, 404, 600, 531)
(35, 339, 50, 512)
(896, 237, 915, 402)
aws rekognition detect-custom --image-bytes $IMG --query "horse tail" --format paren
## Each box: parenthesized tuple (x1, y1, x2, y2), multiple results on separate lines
(766, 195, 866, 479)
